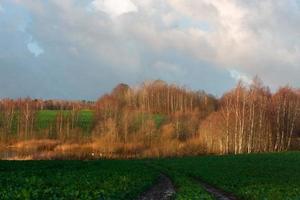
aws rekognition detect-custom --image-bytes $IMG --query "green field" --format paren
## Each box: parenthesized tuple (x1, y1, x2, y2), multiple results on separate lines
(2, 110, 95, 134)
(154, 152, 300, 200)
(0, 152, 299, 200)
(4, 110, 167, 134)
(0, 160, 159, 200)
(34, 110, 166, 135)
(35, 110, 94, 132)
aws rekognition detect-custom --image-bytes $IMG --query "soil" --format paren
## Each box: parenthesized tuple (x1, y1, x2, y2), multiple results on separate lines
(136, 174, 175, 200)
(195, 178, 240, 200)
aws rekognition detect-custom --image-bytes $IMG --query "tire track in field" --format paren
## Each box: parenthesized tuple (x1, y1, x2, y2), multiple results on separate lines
(136, 174, 175, 200)
(194, 178, 240, 200)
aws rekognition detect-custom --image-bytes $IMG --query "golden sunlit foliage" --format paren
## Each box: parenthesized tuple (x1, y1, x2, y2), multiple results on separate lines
(0, 79, 299, 159)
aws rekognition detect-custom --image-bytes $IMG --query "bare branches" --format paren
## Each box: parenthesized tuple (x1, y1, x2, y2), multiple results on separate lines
(0, 79, 299, 158)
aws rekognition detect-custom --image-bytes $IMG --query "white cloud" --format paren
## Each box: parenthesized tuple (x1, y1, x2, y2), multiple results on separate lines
(160, 0, 300, 88)
(2, 0, 300, 98)
(229, 69, 252, 85)
(0, 4, 4, 12)
(27, 41, 44, 57)
(91, 0, 137, 17)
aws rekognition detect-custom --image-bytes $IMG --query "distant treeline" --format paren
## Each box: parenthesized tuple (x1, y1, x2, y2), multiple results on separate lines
(0, 78, 299, 158)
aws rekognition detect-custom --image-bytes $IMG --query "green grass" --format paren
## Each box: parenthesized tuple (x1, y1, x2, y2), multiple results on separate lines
(0, 110, 94, 134)
(0, 160, 159, 200)
(154, 152, 300, 200)
(76, 110, 94, 132)
(35, 110, 94, 132)
(35, 110, 58, 130)
(171, 175, 213, 200)
(1, 152, 299, 199)
(132, 113, 166, 131)
(3, 110, 164, 134)
(152, 114, 165, 128)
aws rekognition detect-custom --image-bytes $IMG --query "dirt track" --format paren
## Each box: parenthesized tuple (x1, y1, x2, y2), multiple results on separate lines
(136, 174, 175, 200)
(195, 178, 240, 200)
(136, 171, 239, 200)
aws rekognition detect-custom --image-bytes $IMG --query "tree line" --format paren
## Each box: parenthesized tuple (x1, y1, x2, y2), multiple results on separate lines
(0, 99, 93, 143)
(0, 79, 299, 158)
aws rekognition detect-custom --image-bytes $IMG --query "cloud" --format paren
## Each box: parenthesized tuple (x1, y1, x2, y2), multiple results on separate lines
(229, 69, 252, 85)
(0, 0, 300, 99)
(0, 4, 4, 12)
(152, 61, 186, 82)
(91, 0, 137, 17)
(27, 40, 44, 57)
(158, 0, 300, 89)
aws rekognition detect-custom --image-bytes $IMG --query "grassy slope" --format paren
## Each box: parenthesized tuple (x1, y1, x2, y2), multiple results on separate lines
(2, 110, 95, 134)
(35, 110, 94, 132)
(155, 152, 300, 200)
(35, 110, 163, 133)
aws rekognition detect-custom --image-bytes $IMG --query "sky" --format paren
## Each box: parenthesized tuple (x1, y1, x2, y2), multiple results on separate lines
(0, 0, 300, 100)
